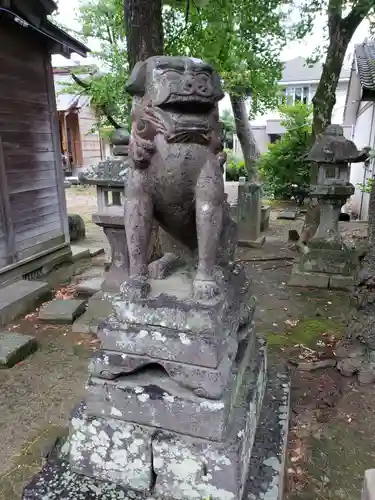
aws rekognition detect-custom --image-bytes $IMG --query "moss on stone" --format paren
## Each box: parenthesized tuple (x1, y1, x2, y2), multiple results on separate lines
(267, 317, 344, 348)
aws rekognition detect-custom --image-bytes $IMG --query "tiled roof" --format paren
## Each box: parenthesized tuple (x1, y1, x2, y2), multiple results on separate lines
(355, 42, 375, 91)
(281, 56, 350, 83)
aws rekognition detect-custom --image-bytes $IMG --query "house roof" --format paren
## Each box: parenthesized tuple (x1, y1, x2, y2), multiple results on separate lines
(354, 41, 375, 98)
(54, 71, 91, 112)
(281, 56, 350, 84)
(0, 0, 90, 58)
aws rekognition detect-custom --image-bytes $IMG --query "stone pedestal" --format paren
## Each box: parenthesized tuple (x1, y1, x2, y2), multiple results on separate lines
(21, 266, 291, 500)
(290, 184, 357, 289)
(236, 182, 265, 248)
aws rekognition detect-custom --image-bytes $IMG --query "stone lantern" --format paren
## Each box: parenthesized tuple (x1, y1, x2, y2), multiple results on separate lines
(79, 129, 131, 292)
(290, 124, 369, 289)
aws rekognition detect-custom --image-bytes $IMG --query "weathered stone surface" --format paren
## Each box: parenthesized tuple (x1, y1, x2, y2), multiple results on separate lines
(245, 369, 290, 500)
(69, 411, 153, 492)
(39, 299, 86, 324)
(289, 266, 330, 288)
(86, 335, 265, 440)
(76, 278, 104, 296)
(358, 366, 375, 384)
(72, 310, 101, 335)
(337, 356, 363, 376)
(22, 359, 288, 500)
(362, 469, 375, 500)
(71, 246, 91, 262)
(89, 325, 255, 399)
(329, 274, 355, 289)
(335, 339, 366, 359)
(89, 339, 238, 399)
(277, 210, 297, 220)
(100, 320, 229, 369)
(238, 236, 266, 249)
(115, 270, 239, 337)
(300, 245, 358, 276)
(237, 182, 262, 242)
(260, 206, 271, 232)
(0, 280, 50, 326)
(0, 332, 37, 368)
(152, 351, 266, 500)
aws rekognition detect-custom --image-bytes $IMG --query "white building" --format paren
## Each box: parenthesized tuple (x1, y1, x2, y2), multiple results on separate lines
(222, 57, 352, 157)
(344, 41, 375, 220)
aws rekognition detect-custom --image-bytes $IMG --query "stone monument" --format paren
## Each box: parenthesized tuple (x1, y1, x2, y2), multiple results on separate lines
(290, 124, 369, 290)
(22, 56, 290, 500)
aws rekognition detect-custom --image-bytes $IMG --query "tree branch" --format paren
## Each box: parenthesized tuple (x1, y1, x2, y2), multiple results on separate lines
(327, 0, 343, 38)
(71, 73, 123, 129)
(343, 0, 374, 35)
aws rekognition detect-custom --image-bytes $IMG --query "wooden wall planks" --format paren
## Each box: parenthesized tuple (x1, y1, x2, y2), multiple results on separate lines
(0, 21, 66, 270)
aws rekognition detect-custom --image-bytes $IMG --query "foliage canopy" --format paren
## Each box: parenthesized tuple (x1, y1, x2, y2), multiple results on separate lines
(258, 103, 313, 198)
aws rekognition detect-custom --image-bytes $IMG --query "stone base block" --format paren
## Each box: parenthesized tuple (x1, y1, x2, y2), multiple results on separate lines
(69, 409, 153, 491)
(72, 293, 114, 334)
(329, 274, 355, 289)
(289, 265, 330, 288)
(85, 336, 264, 442)
(76, 278, 104, 297)
(113, 269, 239, 337)
(39, 299, 86, 324)
(238, 236, 266, 249)
(21, 368, 290, 500)
(100, 320, 233, 370)
(0, 332, 37, 368)
(289, 265, 355, 290)
(300, 244, 358, 275)
(89, 326, 255, 399)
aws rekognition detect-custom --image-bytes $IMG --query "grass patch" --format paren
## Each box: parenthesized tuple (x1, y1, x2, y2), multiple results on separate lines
(266, 317, 344, 348)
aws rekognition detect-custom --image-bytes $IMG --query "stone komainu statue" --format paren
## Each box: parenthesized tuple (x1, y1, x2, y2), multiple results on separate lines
(123, 55, 236, 300)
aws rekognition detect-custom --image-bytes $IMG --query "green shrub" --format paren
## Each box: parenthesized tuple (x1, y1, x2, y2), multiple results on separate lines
(225, 155, 248, 181)
(258, 103, 312, 199)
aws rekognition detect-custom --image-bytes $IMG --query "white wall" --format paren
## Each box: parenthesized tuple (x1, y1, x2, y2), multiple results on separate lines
(349, 102, 375, 220)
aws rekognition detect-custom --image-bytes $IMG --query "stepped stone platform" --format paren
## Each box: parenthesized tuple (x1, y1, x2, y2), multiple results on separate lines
(21, 369, 290, 500)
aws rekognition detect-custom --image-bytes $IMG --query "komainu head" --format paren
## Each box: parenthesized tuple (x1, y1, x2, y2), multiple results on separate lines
(125, 55, 224, 112)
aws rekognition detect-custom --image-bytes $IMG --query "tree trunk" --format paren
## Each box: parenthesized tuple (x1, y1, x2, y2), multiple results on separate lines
(230, 94, 260, 182)
(124, 0, 164, 262)
(124, 0, 164, 68)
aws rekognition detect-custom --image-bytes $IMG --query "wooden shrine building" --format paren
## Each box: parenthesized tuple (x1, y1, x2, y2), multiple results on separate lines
(0, 0, 89, 286)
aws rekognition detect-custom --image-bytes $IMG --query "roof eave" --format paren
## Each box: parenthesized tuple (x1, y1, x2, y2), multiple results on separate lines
(42, 20, 90, 58)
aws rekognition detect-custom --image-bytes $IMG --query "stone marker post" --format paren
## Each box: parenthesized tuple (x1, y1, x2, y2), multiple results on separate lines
(290, 124, 369, 290)
(236, 178, 265, 247)
(22, 56, 291, 500)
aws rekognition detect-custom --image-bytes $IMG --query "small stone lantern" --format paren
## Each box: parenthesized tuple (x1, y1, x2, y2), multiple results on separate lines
(79, 129, 130, 292)
(290, 124, 369, 289)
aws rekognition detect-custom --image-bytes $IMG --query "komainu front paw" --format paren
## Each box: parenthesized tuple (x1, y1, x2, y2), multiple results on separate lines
(193, 278, 220, 301)
(120, 275, 150, 300)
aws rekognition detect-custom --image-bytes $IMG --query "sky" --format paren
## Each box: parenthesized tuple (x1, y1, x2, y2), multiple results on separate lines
(53, 0, 370, 68)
